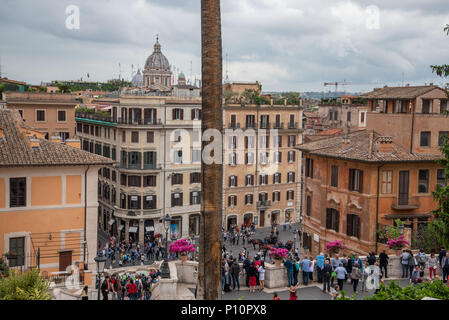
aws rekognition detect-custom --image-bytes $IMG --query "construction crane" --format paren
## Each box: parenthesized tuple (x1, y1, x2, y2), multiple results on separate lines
(323, 80, 351, 93)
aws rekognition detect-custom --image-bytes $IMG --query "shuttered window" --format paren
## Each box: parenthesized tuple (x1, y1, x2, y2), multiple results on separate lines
(326, 208, 339, 232)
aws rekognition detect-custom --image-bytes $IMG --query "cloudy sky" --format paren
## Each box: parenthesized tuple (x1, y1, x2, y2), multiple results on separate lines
(1, 0, 449, 92)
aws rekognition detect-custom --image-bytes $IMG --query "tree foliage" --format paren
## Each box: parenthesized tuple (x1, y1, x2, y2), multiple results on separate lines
(430, 24, 449, 79)
(0, 269, 52, 300)
(366, 280, 449, 300)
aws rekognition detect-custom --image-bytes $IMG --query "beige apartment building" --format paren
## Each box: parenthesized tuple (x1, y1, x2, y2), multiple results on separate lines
(3, 91, 80, 141)
(222, 101, 303, 230)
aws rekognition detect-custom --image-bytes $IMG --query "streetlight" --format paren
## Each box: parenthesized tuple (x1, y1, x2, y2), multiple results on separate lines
(161, 214, 172, 279)
(94, 254, 107, 300)
(298, 216, 303, 259)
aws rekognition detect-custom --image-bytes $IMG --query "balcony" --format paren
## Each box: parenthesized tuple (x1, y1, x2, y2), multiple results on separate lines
(246, 123, 257, 129)
(116, 118, 163, 126)
(228, 122, 241, 129)
(391, 196, 420, 210)
(75, 112, 116, 124)
(256, 200, 271, 208)
(273, 122, 284, 129)
(288, 122, 299, 129)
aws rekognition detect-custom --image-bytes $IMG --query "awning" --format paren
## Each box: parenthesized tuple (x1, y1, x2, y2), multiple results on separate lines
(108, 219, 115, 226)
(384, 214, 431, 219)
(129, 227, 138, 233)
(145, 227, 155, 232)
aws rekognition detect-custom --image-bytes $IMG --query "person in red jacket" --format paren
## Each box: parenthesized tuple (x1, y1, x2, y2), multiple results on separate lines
(289, 285, 298, 300)
(126, 279, 138, 300)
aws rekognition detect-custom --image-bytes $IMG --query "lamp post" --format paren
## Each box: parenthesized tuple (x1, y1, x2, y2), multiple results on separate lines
(298, 216, 303, 260)
(161, 214, 172, 279)
(94, 254, 107, 300)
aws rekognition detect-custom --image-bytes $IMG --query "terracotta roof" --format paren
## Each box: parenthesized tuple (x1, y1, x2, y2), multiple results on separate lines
(317, 128, 343, 136)
(297, 130, 442, 163)
(0, 109, 113, 167)
(361, 85, 443, 99)
(303, 111, 319, 118)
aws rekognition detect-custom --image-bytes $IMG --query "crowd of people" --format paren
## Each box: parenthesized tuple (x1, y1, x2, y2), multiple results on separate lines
(97, 270, 161, 300)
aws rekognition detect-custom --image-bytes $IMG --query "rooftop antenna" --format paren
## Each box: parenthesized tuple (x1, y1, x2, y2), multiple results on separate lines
(190, 60, 193, 85)
(118, 63, 123, 80)
(225, 53, 229, 83)
(402, 72, 405, 87)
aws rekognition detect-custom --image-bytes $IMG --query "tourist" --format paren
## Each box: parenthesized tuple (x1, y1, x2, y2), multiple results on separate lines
(248, 262, 258, 293)
(335, 263, 347, 291)
(367, 252, 376, 265)
(316, 252, 325, 283)
(243, 256, 251, 287)
(361, 262, 370, 292)
(81, 286, 88, 300)
(322, 259, 333, 293)
(350, 262, 362, 293)
(284, 257, 294, 287)
(289, 285, 298, 300)
(439, 247, 446, 267)
(300, 256, 311, 286)
(293, 259, 299, 286)
(442, 252, 449, 283)
(379, 250, 389, 278)
(416, 249, 427, 271)
(272, 292, 281, 300)
(331, 254, 340, 286)
(408, 250, 417, 278)
(231, 258, 241, 291)
(372, 262, 383, 293)
(411, 265, 423, 284)
(126, 279, 137, 300)
(428, 253, 438, 280)
(258, 261, 266, 291)
(309, 256, 315, 283)
(101, 275, 111, 300)
(221, 260, 227, 293)
(331, 284, 340, 300)
(400, 249, 411, 278)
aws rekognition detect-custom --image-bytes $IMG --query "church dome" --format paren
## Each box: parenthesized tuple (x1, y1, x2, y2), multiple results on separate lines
(144, 39, 170, 72)
(132, 69, 143, 87)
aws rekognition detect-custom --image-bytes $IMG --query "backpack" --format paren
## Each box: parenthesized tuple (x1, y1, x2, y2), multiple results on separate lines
(418, 253, 426, 263)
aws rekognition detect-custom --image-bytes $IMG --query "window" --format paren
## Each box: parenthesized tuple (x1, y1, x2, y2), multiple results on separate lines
(288, 135, 296, 147)
(229, 152, 237, 165)
(329, 111, 333, 121)
(128, 195, 141, 210)
(59, 132, 69, 142)
(243, 152, 253, 165)
(418, 170, 429, 193)
(331, 165, 338, 188)
(112, 148, 116, 161)
(273, 152, 282, 163)
(36, 110, 45, 122)
(229, 175, 238, 187)
(286, 190, 294, 200)
(260, 152, 268, 164)
(420, 132, 431, 147)
(190, 172, 201, 184)
(259, 174, 268, 185)
(122, 131, 126, 143)
(8, 237, 25, 267)
(440, 99, 448, 114)
(326, 208, 339, 232)
(58, 110, 66, 122)
(120, 193, 126, 209)
(147, 131, 154, 143)
(360, 112, 365, 123)
(95, 126, 101, 137)
(144, 175, 157, 187)
(190, 191, 201, 205)
(348, 169, 363, 193)
(144, 151, 156, 169)
(273, 173, 281, 184)
(272, 191, 281, 202)
(128, 176, 141, 187)
(191, 109, 201, 120)
(174, 130, 182, 142)
(128, 152, 141, 169)
(143, 195, 156, 209)
(347, 111, 351, 122)
(287, 172, 295, 183)
(111, 171, 116, 182)
(174, 150, 183, 164)
(422, 99, 432, 114)
(274, 135, 282, 148)
(245, 194, 254, 205)
(245, 136, 255, 149)
(229, 136, 237, 149)
(305, 158, 314, 178)
(95, 143, 102, 155)
(189, 215, 200, 236)
(10, 178, 26, 207)
(131, 132, 139, 143)
(228, 195, 237, 207)
(347, 214, 360, 238)
(437, 169, 446, 187)
(171, 193, 183, 207)
(382, 170, 393, 194)
(103, 145, 110, 158)
(246, 174, 254, 186)
(288, 151, 295, 163)
(120, 174, 127, 186)
(192, 149, 201, 163)
(306, 196, 311, 216)
(439, 132, 448, 147)
(246, 115, 255, 128)
(172, 173, 184, 185)
(172, 108, 184, 120)
(259, 193, 268, 202)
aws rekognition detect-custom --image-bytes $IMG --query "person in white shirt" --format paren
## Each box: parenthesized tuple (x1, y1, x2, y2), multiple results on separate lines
(309, 258, 316, 283)
(258, 261, 266, 291)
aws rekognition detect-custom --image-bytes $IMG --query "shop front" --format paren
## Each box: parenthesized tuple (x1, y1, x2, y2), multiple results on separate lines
(170, 216, 182, 240)
(189, 214, 200, 237)
(227, 215, 237, 231)
(128, 220, 139, 243)
(243, 213, 254, 227)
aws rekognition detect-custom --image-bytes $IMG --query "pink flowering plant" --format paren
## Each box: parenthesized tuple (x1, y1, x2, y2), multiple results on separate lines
(324, 240, 345, 254)
(387, 235, 410, 250)
(269, 247, 289, 260)
(169, 239, 197, 256)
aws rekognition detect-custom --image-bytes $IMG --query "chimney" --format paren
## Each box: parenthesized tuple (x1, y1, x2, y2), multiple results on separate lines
(65, 138, 81, 149)
(28, 137, 40, 148)
(430, 82, 434, 86)
(406, 84, 410, 87)
(50, 136, 61, 144)
(378, 136, 393, 153)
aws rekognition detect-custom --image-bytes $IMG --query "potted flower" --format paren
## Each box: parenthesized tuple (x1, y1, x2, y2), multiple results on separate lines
(387, 235, 410, 255)
(269, 247, 289, 266)
(324, 240, 344, 256)
(169, 239, 197, 262)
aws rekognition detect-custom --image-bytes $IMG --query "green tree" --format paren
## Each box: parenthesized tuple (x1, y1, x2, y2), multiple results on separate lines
(366, 280, 449, 300)
(430, 24, 449, 78)
(0, 269, 52, 300)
